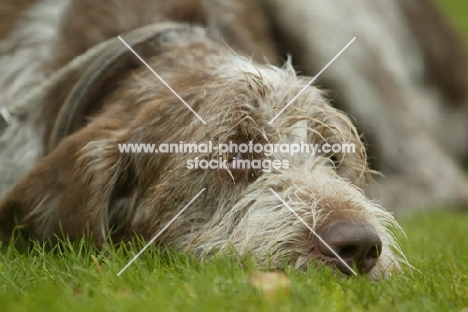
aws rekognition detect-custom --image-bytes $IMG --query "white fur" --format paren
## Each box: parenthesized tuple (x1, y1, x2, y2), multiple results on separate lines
(0, 0, 70, 199)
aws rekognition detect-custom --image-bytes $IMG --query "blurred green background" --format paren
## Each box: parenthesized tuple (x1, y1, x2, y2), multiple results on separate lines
(437, 0, 468, 44)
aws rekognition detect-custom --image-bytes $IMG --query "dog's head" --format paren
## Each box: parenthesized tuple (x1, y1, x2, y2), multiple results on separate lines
(0, 25, 405, 279)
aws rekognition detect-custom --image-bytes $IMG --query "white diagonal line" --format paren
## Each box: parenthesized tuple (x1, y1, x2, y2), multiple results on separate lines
(118, 36, 207, 125)
(269, 188, 357, 276)
(117, 188, 206, 276)
(268, 37, 356, 124)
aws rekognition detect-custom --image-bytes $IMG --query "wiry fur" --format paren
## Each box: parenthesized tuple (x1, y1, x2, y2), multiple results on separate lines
(1, 0, 466, 279)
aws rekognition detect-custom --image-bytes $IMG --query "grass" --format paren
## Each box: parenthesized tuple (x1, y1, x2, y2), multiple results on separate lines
(436, 0, 468, 43)
(1, 211, 467, 312)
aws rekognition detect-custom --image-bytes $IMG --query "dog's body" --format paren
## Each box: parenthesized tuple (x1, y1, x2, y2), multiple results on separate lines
(0, 0, 467, 279)
(266, 0, 468, 210)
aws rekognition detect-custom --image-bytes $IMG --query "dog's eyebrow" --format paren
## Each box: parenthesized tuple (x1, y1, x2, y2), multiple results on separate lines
(268, 37, 356, 125)
(118, 36, 207, 125)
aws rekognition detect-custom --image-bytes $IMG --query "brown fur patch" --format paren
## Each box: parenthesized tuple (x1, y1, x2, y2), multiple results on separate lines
(0, 0, 38, 39)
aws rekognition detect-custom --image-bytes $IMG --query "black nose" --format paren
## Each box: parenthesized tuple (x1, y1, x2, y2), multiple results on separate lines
(317, 221, 382, 274)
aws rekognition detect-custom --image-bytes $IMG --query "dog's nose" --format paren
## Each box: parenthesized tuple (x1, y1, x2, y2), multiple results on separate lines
(317, 221, 382, 274)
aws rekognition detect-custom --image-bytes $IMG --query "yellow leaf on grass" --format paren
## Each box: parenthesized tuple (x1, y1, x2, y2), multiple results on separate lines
(250, 271, 292, 300)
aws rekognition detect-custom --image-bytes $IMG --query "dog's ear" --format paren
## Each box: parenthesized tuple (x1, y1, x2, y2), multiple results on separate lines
(0, 24, 196, 243)
(42, 22, 189, 154)
(0, 119, 131, 244)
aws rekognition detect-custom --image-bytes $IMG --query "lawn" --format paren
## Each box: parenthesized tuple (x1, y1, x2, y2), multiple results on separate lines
(0, 211, 467, 312)
(436, 0, 468, 42)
